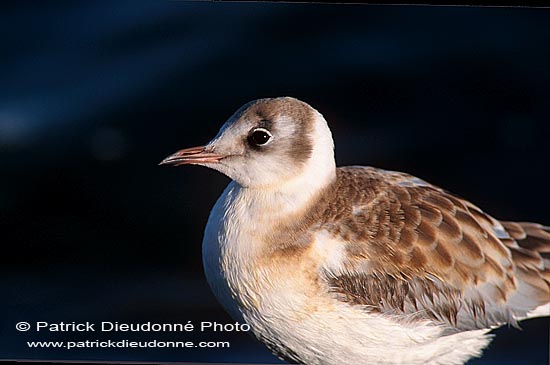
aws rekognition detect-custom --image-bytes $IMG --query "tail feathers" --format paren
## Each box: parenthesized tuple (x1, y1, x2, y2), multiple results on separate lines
(500, 221, 550, 318)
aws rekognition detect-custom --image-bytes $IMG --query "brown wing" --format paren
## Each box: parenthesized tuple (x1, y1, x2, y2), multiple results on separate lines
(316, 167, 550, 330)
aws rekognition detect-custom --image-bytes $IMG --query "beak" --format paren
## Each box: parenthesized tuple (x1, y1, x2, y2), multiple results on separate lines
(159, 146, 226, 166)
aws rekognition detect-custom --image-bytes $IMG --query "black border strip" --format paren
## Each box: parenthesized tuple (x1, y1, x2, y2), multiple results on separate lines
(209, 0, 550, 8)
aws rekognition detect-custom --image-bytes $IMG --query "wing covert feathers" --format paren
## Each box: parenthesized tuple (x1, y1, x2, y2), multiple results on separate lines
(315, 167, 550, 330)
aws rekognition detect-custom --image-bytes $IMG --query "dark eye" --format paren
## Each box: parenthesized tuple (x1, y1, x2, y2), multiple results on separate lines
(248, 128, 272, 147)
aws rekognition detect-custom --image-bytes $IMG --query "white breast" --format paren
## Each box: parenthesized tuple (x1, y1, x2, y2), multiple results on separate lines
(202, 181, 312, 320)
(202, 181, 245, 322)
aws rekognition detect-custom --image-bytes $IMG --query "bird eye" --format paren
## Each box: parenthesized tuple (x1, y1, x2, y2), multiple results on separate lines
(248, 128, 272, 147)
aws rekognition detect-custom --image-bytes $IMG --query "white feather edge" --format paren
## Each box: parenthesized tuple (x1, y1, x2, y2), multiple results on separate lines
(526, 302, 550, 319)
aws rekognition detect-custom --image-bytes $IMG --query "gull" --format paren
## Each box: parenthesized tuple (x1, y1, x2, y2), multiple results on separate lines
(160, 97, 550, 365)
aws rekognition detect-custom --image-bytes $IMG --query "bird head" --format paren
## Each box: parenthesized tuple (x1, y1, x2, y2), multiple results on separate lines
(160, 97, 335, 190)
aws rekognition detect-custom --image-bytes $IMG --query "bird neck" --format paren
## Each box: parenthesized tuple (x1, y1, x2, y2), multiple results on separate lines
(241, 156, 336, 221)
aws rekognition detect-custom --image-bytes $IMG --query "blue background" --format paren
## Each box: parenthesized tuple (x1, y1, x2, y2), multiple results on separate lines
(1, 1, 549, 364)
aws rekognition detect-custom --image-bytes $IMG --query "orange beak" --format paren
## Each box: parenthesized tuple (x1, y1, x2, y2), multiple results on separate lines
(159, 146, 226, 166)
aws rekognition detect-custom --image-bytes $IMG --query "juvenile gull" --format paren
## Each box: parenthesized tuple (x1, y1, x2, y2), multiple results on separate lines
(161, 97, 550, 365)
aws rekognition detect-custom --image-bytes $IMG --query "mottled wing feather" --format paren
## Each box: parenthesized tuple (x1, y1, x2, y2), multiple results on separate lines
(318, 167, 550, 329)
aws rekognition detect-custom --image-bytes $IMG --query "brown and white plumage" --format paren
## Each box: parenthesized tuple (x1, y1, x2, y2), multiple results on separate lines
(162, 97, 550, 365)
(308, 167, 550, 329)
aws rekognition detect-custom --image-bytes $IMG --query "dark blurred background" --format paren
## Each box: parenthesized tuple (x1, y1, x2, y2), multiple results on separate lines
(1, 1, 549, 364)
